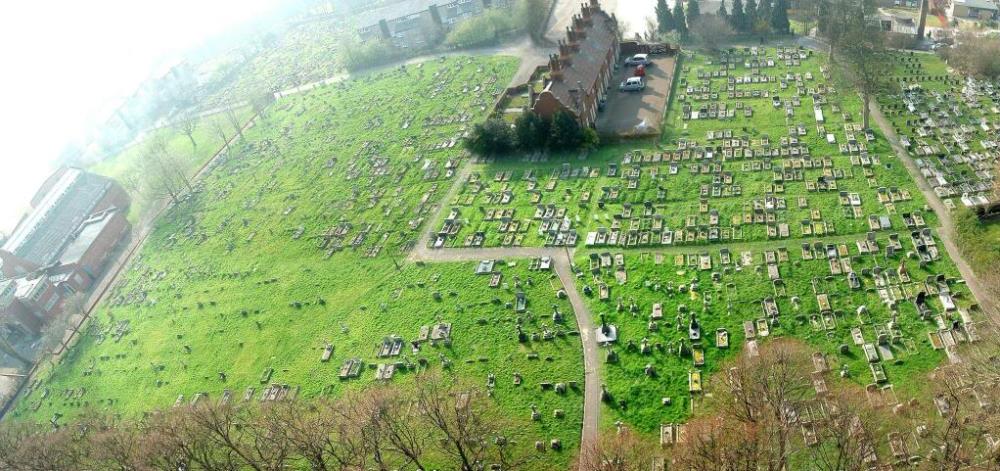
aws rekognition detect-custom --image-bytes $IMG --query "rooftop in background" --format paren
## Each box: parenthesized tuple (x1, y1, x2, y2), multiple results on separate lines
(2, 168, 117, 266)
(953, 0, 998, 10)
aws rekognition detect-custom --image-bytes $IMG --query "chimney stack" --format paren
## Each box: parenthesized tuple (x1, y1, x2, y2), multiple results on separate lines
(573, 15, 587, 39)
(549, 54, 564, 81)
(558, 40, 572, 59)
(566, 26, 576, 43)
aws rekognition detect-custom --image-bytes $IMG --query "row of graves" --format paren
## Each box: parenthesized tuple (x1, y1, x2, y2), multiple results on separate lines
(228, 56, 518, 258)
(576, 48, 919, 248)
(445, 164, 598, 248)
(881, 53, 1000, 212)
(581, 141, 915, 247)
(579, 228, 980, 441)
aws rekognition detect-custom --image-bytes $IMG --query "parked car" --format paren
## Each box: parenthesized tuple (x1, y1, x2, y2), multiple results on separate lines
(620, 76, 645, 92)
(624, 53, 651, 67)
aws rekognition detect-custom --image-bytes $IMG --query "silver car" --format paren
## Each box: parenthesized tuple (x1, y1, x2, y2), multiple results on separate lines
(624, 53, 651, 67)
(620, 77, 645, 92)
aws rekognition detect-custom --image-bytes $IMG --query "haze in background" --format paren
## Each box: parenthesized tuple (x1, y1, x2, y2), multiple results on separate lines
(0, 0, 282, 234)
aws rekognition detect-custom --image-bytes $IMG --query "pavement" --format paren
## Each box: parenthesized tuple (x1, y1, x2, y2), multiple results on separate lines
(596, 56, 677, 137)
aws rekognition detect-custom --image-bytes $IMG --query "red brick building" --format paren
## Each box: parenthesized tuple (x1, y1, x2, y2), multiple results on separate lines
(0, 167, 130, 340)
(531, 0, 619, 129)
(53, 209, 131, 292)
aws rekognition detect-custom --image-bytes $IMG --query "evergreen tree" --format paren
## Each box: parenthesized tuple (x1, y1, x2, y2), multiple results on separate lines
(673, 0, 689, 37)
(718, 0, 729, 19)
(758, 0, 772, 29)
(770, 0, 790, 34)
(548, 111, 585, 150)
(514, 111, 550, 151)
(730, 0, 748, 32)
(687, 0, 702, 25)
(656, 0, 675, 32)
(745, 0, 758, 28)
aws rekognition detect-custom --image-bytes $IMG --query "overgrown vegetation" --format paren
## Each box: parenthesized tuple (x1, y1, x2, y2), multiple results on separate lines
(939, 33, 1000, 80)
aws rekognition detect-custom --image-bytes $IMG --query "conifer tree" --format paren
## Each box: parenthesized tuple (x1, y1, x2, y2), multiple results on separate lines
(745, 0, 758, 28)
(770, 0, 791, 33)
(687, 0, 702, 25)
(673, 0, 689, 37)
(730, 0, 748, 32)
(656, 0, 675, 32)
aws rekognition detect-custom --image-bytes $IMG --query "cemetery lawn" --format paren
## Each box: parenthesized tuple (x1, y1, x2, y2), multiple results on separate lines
(574, 236, 974, 434)
(16, 258, 583, 468)
(439, 47, 938, 250)
(560, 46, 981, 437)
(88, 106, 256, 223)
(878, 51, 1000, 272)
(13, 56, 587, 467)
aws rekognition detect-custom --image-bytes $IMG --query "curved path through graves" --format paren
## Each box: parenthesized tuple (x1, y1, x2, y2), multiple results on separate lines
(409, 158, 603, 448)
(409, 241, 603, 449)
(870, 102, 998, 318)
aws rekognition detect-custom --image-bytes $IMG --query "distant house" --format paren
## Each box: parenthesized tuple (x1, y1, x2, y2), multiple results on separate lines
(531, 0, 620, 129)
(949, 0, 998, 19)
(880, 12, 918, 34)
(355, 0, 508, 49)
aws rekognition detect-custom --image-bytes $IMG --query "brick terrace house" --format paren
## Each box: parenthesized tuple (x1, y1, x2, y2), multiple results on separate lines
(0, 167, 130, 340)
(531, 0, 620, 129)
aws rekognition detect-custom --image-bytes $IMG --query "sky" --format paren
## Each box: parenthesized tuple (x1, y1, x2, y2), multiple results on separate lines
(0, 0, 281, 235)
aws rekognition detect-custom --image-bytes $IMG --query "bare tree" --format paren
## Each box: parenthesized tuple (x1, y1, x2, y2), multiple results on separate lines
(670, 416, 765, 471)
(689, 15, 735, 52)
(368, 387, 431, 470)
(224, 98, 244, 140)
(575, 425, 662, 471)
(807, 391, 885, 471)
(715, 340, 812, 471)
(211, 118, 231, 151)
(176, 118, 198, 149)
(828, 0, 891, 129)
(268, 398, 365, 470)
(415, 372, 527, 470)
(940, 33, 1000, 81)
(77, 412, 145, 471)
(140, 135, 195, 205)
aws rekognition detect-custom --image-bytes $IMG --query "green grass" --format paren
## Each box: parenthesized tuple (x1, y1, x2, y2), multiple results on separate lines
(442, 47, 937, 249)
(13, 56, 588, 467)
(878, 51, 999, 275)
(554, 47, 980, 437)
(89, 107, 255, 222)
(574, 232, 972, 434)
(16, 258, 582, 468)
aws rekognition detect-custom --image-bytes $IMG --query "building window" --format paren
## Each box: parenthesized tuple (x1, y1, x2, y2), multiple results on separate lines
(43, 295, 59, 312)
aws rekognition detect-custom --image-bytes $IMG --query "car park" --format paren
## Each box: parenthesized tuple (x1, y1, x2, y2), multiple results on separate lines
(624, 53, 651, 67)
(620, 76, 645, 92)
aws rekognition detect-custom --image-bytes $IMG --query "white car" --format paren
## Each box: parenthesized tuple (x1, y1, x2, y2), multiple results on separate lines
(624, 53, 651, 67)
(620, 76, 645, 92)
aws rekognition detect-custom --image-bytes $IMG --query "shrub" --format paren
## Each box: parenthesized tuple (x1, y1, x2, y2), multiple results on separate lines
(514, 111, 550, 151)
(465, 119, 517, 155)
(548, 110, 586, 150)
